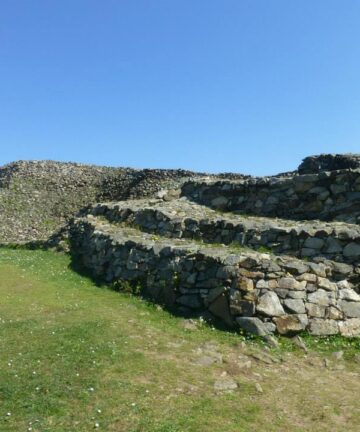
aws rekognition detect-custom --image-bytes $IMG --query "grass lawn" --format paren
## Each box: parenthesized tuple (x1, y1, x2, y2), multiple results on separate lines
(0, 248, 359, 431)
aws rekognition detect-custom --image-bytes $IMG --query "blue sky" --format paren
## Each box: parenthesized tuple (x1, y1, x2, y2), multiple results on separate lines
(1, 1, 359, 175)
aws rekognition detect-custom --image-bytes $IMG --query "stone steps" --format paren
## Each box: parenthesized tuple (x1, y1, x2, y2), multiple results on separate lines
(88, 198, 360, 267)
(68, 214, 360, 337)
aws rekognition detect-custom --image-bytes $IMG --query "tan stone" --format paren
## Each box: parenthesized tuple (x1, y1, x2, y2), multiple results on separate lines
(339, 319, 360, 337)
(297, 273, 317, 283)
(274, 315, 305, 335)
(326, 306, 343, 320)
(237, 277, 254, 292)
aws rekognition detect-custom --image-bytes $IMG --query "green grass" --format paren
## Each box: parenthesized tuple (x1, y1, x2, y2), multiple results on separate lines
(0, 248, 359, 432)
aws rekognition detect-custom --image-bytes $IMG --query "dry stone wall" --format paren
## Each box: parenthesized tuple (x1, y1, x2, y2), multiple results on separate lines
(182, 168, 360, 224)
(298, 153, 360, 174)
(69, 215, 360, 337)
(90, 199, 360, 271)
(3, 153, 360, 337)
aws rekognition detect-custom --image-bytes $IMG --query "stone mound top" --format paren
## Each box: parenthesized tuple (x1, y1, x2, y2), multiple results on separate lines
(298, 154, 360, 174)
(0, 159, 202, 196)
(0, 160, 203, 243)
(69, 213, 360, 337)
(0, 160, 252, 243)
(1, 154, 359, 243)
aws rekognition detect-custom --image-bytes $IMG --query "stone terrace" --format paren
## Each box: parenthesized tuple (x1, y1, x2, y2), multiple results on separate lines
(3, 153, 360, 337)
(89, 198, 360, 268)
(69, 213, 360, 337)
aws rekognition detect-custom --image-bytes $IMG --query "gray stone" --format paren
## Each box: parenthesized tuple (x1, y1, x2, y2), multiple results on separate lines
(208, 293, 233, 327)
(263, 321, 276, 333)
(326, 306, 343, 320)
(275, 288, 289, 299)
(214, 377, 238, 393)
(297, 272, 317, 283)
(336, 280, 351, 290)
(332, 262, 354, 277)
(256, 279, 269, 289)
(282, 261, 309, 275)
(278, 277, 306, 291)
(236, 317, 271, 336)
(341, 301, 360, 318)
(206, 287, 226, 304)
(179, 319, 198, 331)
(230, 300, 255, 317)
(283, 299, 306, 314)
(339, 319, 360, 337)
(256, 292, 285, 317)
(291, 335, 308, 352)
(224, 255, 240, 266)
(211, 196, 229, 208)
(304, 237, 325, 250)
(343, 242, 360, 258)
(324, 237, 343, 254)
(250, 351, 279, 364)
(317, 277, 337, 291)
(309, 319, 339, 335)
(338, 288, 360, 302)
(287, 290, 306, 299)
(297, 313, 309, 328)
(307, 289, 334, 307)
(306, 303, 326, 318)
(308, 263, 328, 277)
(263, 335, 280, 348)
(195, 354, 223, 366)
(301, 248, 317, 257)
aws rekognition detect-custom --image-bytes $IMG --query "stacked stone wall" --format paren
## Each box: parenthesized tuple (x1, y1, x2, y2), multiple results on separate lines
(69, 216, 360, 337)
(182, 169, 360, 224)
(91, 201, 360, 270)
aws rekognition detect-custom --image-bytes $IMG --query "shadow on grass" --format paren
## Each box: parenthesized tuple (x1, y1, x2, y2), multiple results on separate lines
(68, 251, 238, 334)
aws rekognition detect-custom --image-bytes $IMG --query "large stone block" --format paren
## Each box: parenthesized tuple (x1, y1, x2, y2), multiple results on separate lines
(256, 292, 285, 317)
(274, 315, 306, 335)
(341, 301, 360, 318)
(283, 299, 306, 314)
(339, 319, 360, 337)
(309, 319, 339, 335)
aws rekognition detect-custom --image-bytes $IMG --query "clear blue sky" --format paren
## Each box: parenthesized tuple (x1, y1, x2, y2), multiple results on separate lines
(1, 1, 359, 175)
